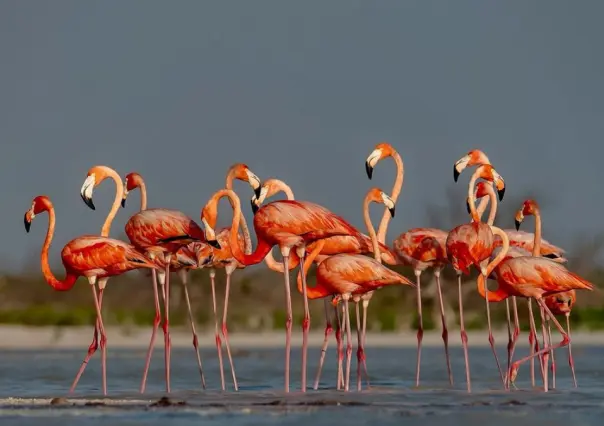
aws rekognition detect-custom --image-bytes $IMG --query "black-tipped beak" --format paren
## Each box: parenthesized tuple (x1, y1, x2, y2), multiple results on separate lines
(365, 162, 373, 180)
(80, 193, 95, 210)
(498, 187, 505, 201)
(251, 199, 259, 215)
(388, 206, 395, 218)
(254, 186, 262, 199)
(121, 198, 126, 208)
(466, 199, 471, 214)
(515, 219, 521, 231)
(24, 214, 31, 233)
(453, 165, 460, 182)
(207, 239, 221, 249)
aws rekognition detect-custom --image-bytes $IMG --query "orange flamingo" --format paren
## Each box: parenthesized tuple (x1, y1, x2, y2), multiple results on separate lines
(515, 199, 577, 388)
(82, 169, 217, 394)
(201, 189, 360, 392)
(250, 177, 397, 390)
(543, 290, 576, 388)
(296, 188, 414, 391)
(453, 149, 491, 182)
(476, 234, 594, 393)
(24, 195, 157, 395)
(122, 163, 260, 392)
(445, 163, 506, 392)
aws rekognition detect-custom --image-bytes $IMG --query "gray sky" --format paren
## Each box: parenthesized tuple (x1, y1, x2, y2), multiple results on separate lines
(2, 1, 603, 272)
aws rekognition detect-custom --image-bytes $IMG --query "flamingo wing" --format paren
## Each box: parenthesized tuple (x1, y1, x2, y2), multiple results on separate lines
(500, 229, 566, 258)
(125, 208, 205, 249)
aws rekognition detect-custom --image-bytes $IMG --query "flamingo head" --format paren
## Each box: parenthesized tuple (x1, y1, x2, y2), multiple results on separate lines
(366, 187, 395, 217)
(466, 181, 491, 216)
(121, 172, 144, 208)
(228, 163, 262, 198)
(80, 165, 119, 210)
(453, 149, 490, 182)
(250, 184, 269, 214)
(544, 290, 575, 315)
(514, 199, 540, 230)
(200, 208, 222, 250)
(476, 164, 505, 201)
(24, 195, 52, 233)
(365, 142, 395, 179)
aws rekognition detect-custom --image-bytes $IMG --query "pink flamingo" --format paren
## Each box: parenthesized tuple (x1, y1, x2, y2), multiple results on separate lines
(24, 194, 157, 395)
(202, 188, 361, 392)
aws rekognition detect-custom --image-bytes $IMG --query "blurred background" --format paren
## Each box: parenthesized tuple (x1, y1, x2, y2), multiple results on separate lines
(1, 1, 604, 333)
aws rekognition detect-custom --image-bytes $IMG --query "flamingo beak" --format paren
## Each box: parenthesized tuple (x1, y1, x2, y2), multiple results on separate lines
(453, 165, 460, 182)
(388, 206, 395, 217)
(207, 239, 221, 249)
(121, 198, 126, 208)
(515, 219, 521, 231)
(254, 185, 262, 199)
(466, 198, 471, 215)
(251, 199, 259, 214)
(498, 186, 505, 201)
(365, 161, 373, 180)
(80, 175, 96, 210)
(24, 213, 31, 233)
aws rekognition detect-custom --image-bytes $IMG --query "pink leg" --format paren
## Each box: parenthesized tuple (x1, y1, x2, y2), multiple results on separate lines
(360, 299, 370, 388)
(566, 314, 577, 387)
(505, 296, 520, 388)
(161, 263, 172, 393)
(90, 284, 107, 396)
(458, 274, 471, 392)
(547, 316, 555, 389)
(504, 298, 513, 385)
(527, 299, 545, 387)
(509, 298, 569, 391)
(140, 269, 162, 393)
(414, 271, 423, 387)
(343, 297, 353, 392)
(70, 290, 103, 393)
(298, 250, 311, 392)
(355, 302, 362, 391)
(282, 254, 293, 393)
(434, 270, 453, 385)
(335, 302, 344, 390)
(313, 299, 333, 390)
(481, 273, 505, 386)
(210, 271, 226, 391)
(221, 271, 238, 391)
(180, 271, 206, 389)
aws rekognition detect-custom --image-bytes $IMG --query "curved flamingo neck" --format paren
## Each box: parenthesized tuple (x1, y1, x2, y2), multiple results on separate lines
(377, 152, 403, 244)
(476, 225, 509, 302)
(476, 185, 497, 225)
(137, 180, 148, 211)
(263, 179, 296, 269)
(212, 189, 273, 265)
(225, 174, 252, 255)
(40, 205, 78, 291)
(363, 195, 381, 263)
(101, 168, 124, 237)
(467, 170, 481, 223)
(531, 209, 542, 256)
(266, 179, 295, 200)
(296, 240, 330, 298)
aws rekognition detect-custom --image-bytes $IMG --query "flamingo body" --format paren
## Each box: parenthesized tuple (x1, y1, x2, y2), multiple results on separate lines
(446, 222, 494, 274)
(393, 228, 448, 270)
(306, 234, 397, 264)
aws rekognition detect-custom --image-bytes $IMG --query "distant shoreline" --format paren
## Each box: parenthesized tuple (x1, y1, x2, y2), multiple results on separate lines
(0, 325, 602, 349)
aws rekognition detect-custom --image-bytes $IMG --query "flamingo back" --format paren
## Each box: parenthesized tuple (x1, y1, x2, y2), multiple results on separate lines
(61, 235, 156, 278)
(393, 228, 448, 270)
(543, 290, 576, 315)
(496, 229, 566, 261)
(125, 208, 205, 252)
(209, 227, 247, 268)
(445, 222, 494, 274)
(306, 234, 397, 264)
(495, 256, 594, 299)
(254, 200, 361, 246)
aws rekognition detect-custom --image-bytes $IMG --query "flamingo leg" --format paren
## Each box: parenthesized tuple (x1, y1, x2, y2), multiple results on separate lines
(222, 270, 238, 391)
(434, 270, 453, 385)
(527, 299, 545, 387)
(566, 314, 577, 387)
(509, 298, 569, 392)
(538, 305, 550, 392)
(355, 302, 362, 391)
(336, 301, 344, 390)
(547, 315, 555, 389)
(313, 299, 333, 390)
(298, 249, 310, 392)
(281, 253, 293, 393)
(210, 270, 226, 391)
(90, 281, 107, 396)
(414, 270, 423, 387)
(180, 270, 206, 389)
(161, 262, 172, 393)
(458, 273, 471, 392)
(504, 298, 513, 387)
(70, 289, 103, 393)
(505, 296, 520, 388)
(140, 269, 162, 393)
(360, 299, 370, 388)
(343, 296, 353, 392)
(481, 271, 505, 386)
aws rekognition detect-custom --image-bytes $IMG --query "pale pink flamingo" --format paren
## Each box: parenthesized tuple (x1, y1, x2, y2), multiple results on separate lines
(201, 189, 360, 392)
(24, 195, 157, 395)
(445, 163, 506, 392)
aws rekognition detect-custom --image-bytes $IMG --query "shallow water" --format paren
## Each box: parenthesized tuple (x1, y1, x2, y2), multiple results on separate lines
(0, 344, 602, 425)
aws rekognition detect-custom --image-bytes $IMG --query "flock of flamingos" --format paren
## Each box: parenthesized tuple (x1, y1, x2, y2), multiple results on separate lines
(23, 143, 593, 396)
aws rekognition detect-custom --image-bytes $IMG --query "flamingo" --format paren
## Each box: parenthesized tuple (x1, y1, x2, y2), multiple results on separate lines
(476, 236, 594, 393)
(122, 163, 260, 392)
(24, 195, 158, 395)
(296, 187, 415, 391)
(81, 168, 218, 394)
(250, 177, 398, 390)
(515, 199, 577, 388)
(445, 163, 506, 392)
(471, 182, 567, 386)
(201, 189, 360, 392)
(543, 290, 576, 388)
